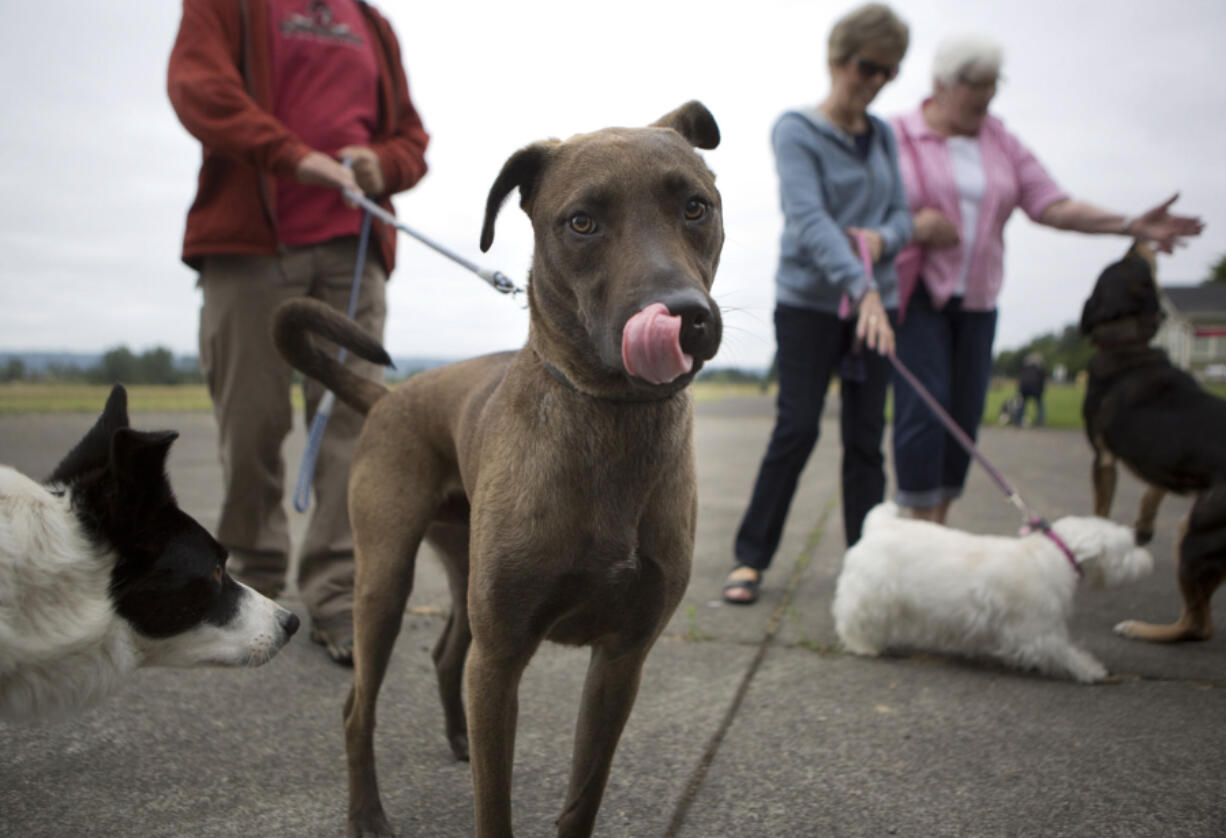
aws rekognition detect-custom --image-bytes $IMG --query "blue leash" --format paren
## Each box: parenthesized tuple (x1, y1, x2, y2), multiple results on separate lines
(292, 207, 373, 513)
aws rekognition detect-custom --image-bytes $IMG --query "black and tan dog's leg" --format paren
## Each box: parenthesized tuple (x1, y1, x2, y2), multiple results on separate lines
(1117, 491, 1224, 642)
(555, 642, 651, 837)
(1115, 557, 1219, 643)
(1133, 483, 1166, 545)
(424, 520, 472, 761)
(1091, 446, 1117, 517)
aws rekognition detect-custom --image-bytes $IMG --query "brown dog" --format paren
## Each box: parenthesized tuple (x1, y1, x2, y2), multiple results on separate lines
(274, 102, 723, 837)
(1080, 242, 1226, 642)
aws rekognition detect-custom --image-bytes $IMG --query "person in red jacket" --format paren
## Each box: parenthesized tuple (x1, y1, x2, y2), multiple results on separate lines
(168, 0, 429, 665)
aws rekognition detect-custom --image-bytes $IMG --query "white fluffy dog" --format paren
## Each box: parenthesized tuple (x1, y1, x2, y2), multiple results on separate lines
(832, 502, 1153, 683)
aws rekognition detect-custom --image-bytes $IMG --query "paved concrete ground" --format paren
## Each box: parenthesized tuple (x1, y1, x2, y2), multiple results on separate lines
(1, 394, 1223, 837)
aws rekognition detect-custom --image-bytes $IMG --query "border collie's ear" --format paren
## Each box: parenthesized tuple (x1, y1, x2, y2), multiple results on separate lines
(101, 384, 130, 427)
(651, 101, 720, 150)
(481, 141, 558, 252)
(46, 384, 132, 483)
(111, 428, 179, 487)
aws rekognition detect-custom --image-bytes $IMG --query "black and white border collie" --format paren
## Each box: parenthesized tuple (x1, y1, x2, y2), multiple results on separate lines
(0, 385, 299, 722)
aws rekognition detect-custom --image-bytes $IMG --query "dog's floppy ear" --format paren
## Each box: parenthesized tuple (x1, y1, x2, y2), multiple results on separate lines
(47, 384, 131, 483)
(651, 100, 720, 150)
(480, 141, 558, 252)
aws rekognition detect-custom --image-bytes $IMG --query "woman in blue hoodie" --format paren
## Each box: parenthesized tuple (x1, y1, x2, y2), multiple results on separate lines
(724, 3, 913, 604)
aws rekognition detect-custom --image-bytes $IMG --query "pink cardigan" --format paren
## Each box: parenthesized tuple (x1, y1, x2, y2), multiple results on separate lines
(890, 103, 1068, 311)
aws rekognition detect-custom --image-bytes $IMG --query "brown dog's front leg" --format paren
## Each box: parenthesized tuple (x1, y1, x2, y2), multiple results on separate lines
(466, 639, 532, 838)
(555, 643, 649, 838)
(1134, 484, 1166, 545)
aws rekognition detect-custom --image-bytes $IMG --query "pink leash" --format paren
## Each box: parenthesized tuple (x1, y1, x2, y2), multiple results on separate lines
(849, 233, 1082, 576)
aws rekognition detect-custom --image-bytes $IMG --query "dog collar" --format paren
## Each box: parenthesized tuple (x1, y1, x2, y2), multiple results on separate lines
(537, 354, 687, 404)
(1028, 517, 1083, 578)
(1091, 336, 1152, 350)
(541, 359, 579, 392)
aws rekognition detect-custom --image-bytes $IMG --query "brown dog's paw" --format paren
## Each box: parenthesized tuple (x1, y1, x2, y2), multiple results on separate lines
(348, 810, 397, 838)
(1115, 618, 1211, 643)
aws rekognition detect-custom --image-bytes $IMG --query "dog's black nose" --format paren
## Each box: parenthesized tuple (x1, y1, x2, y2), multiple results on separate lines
(280, 612, 301, 637)
(659, 289, 722, 361)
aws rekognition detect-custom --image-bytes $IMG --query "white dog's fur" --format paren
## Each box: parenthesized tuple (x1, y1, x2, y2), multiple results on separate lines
(832, 502, 1153, 683)
(0, 466, 294, 722)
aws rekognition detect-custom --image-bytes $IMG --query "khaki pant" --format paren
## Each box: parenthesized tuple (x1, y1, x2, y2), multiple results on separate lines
(198, 237, 387, 622)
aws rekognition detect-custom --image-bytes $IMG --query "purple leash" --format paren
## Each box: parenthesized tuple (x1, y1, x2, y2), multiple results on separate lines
(851, 233, 1081, 576)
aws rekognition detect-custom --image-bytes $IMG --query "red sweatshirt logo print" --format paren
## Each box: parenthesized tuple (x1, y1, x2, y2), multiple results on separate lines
(279, 1, 365, 46)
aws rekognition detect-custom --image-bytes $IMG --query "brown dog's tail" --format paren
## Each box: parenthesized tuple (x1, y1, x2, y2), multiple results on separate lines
(273, 299, 392, 416)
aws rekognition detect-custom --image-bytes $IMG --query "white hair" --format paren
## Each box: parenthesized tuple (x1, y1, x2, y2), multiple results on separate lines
(932, 34, 1003, 87)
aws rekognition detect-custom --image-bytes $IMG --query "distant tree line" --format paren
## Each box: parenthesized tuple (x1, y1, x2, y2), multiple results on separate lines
(1207, 253, 1226, 285)
(0, 346, 203, 385)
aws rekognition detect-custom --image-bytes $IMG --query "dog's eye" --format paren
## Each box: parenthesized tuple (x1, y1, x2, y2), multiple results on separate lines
(212, 564, 223, 584)
(569, 213, 596, 235)
(684, 198, 708, 221)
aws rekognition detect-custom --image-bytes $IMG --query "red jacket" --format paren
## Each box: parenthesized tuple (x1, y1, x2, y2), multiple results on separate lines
(168, 0, 429, 273)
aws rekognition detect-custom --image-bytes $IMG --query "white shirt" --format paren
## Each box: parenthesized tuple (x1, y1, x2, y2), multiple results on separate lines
(947, 135, 985, 297)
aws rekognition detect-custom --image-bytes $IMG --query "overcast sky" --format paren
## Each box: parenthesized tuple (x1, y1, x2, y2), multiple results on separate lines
(1, 0, 1223, 370)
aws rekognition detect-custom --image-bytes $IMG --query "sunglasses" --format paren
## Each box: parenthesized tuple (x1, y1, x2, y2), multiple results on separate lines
(853, 56, 899, 82)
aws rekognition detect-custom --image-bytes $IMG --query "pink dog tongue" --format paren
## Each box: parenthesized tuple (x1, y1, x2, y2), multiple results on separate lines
(622, 302, 693, 384)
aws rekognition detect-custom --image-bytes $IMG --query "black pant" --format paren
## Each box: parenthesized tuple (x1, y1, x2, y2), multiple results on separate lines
(735, 304, 894, 569)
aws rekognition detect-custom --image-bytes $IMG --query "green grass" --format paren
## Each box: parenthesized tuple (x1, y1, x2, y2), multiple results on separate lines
(0, 379, 1086, 424)
(0, 383, 209, 413)
(0, 383, 303, 414)
(0, 381, 751, 413)
(5, 379, 1220, 429)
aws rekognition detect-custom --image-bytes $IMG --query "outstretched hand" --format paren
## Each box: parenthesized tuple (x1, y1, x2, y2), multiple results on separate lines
(1129, 193, 1205, 253)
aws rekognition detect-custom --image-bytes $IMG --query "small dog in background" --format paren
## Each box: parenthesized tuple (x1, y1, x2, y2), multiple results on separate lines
(997, 393, 1024, 426)
(832, 502, 1153, 683)
(1, 385, 300, 722)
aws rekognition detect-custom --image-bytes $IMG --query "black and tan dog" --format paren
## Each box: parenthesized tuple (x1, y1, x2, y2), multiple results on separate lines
(275, 102, 723, 837)
(1080, 242, 1226, 642)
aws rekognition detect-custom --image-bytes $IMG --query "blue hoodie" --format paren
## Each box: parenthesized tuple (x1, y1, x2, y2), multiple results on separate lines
(772, 107, 912, 314)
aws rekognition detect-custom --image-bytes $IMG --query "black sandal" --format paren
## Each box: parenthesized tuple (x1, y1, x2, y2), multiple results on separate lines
(722, 568, 760, 605)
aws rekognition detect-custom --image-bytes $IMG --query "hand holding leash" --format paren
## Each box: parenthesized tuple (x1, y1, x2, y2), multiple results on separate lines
(295, 150, 361, 195)
(293, 158, 372, 513)
(851, 233, 894, 356)
(337, 145, 385, 196)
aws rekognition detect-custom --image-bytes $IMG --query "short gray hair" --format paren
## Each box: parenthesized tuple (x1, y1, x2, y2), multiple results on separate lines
(932, 34, 1003, 86)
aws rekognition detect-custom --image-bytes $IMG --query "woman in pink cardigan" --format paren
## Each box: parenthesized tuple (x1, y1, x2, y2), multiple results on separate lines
(890, 34, 1203, 524)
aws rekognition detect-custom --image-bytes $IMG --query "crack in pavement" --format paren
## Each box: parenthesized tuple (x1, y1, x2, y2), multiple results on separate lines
(662, 495, 837, 838)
